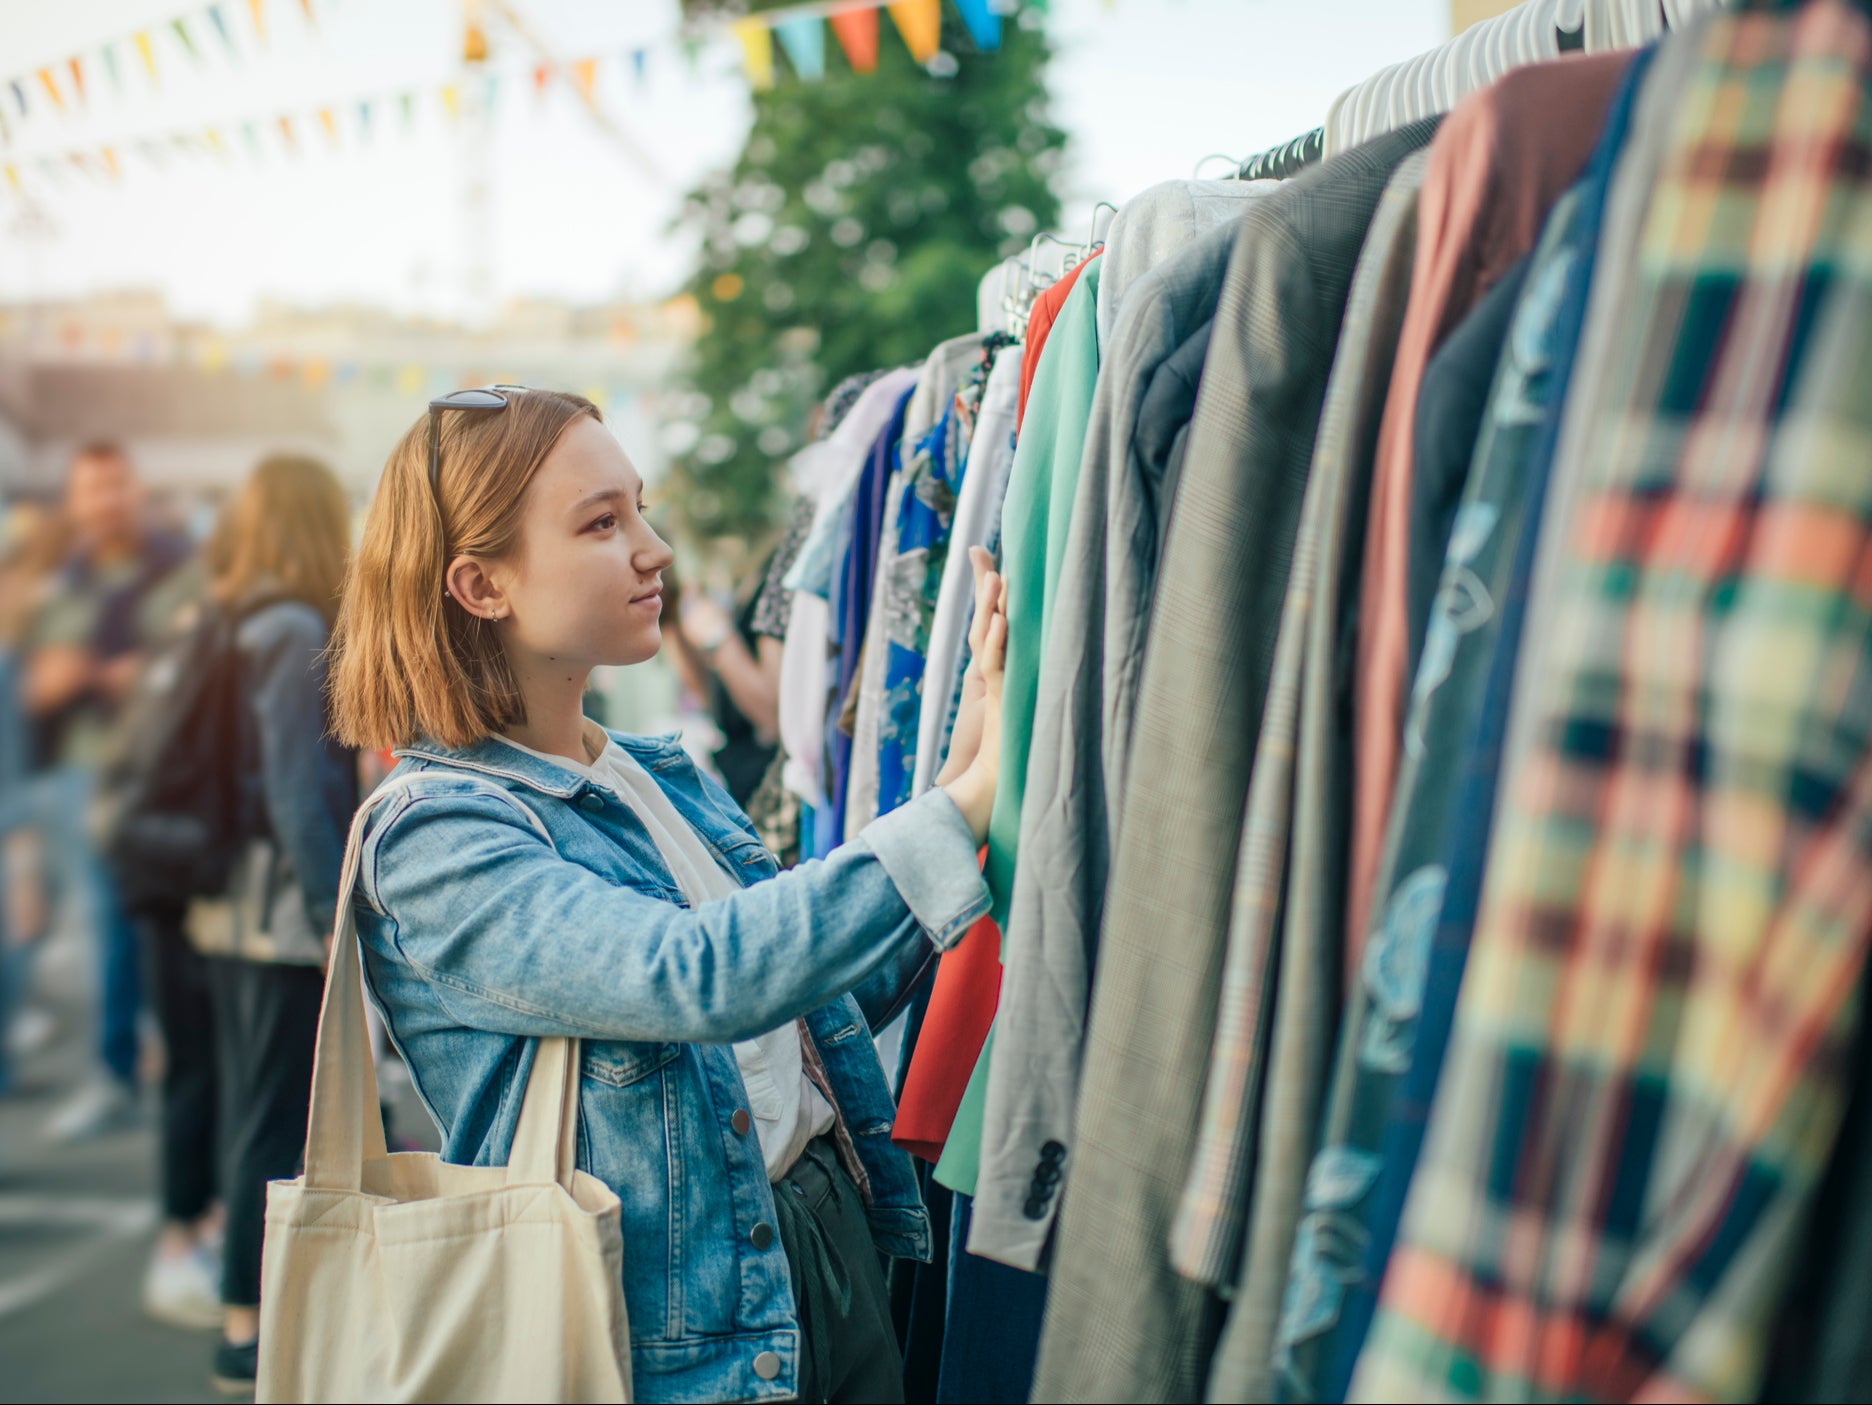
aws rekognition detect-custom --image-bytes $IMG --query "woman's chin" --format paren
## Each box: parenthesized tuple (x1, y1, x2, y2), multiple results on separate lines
(606, 625, 663, 668)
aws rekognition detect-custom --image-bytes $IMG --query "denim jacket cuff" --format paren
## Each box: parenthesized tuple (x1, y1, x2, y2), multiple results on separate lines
(855, 788, 990, 950)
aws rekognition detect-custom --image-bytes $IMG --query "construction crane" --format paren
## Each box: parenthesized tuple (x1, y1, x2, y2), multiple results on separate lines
(456, 0, 670, 320)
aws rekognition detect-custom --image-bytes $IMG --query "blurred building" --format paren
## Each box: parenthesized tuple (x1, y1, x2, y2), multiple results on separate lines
(0, 288, 695, 499)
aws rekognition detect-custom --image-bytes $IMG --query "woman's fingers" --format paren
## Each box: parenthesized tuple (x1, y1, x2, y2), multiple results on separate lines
(979, 600, 1008, 691)
(967, 548, 999, 657)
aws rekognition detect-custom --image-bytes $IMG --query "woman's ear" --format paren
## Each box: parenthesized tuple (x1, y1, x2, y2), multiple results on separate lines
(445, 555, 509, 623)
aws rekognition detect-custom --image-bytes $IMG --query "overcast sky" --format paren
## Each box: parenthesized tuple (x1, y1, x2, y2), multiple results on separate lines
(0, 0, 1447, 326)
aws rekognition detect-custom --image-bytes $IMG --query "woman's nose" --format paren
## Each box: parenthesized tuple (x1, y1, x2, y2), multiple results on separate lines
(636, 526, 675, 575)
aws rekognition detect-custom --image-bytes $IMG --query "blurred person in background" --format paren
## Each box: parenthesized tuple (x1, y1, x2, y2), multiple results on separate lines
(0, 500, 73, 1094)
(19, 443, 193, 1140)
(185, 454, 356, 1394)
(664, 563, 781, 807)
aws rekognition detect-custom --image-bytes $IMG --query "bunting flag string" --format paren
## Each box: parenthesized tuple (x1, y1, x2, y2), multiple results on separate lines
(0, 0, 1048, 205)
(5, 0, 318, 130)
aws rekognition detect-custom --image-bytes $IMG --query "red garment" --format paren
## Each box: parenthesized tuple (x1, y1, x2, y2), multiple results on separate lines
(893, 251, 1102, 1163)
(1345, 52, 1629, 978)
(1015, 250, 1100, 431)
(893, 913, 1000, 1163)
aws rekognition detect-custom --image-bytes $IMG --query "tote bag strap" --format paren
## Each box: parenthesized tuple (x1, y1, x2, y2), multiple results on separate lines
(302, 773, 423, 1190)
(302, 770, 567, 1191)
(508, 1033, 581, 1187)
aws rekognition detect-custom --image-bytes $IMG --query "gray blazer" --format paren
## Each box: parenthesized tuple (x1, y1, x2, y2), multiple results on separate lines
(1030, 118, 1443, 1405)
(969, 194, 1272, 1271)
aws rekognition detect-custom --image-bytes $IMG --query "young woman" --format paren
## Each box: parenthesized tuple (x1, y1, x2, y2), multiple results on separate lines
(200, 455, 358, 1393)
(327, 388, 1006, 1404)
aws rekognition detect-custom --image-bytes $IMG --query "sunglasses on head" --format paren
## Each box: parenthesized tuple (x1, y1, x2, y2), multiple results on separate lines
(427, 384, 530, 495)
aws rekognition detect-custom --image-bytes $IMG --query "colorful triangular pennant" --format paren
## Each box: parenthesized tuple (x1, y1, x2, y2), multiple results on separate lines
(570, 57, 598, 101)
(887, 0, 941, 63)
(37, 69, 64, 113)
(209, 5, 240, 56)
(774, 16, 826, 82)
(101, 43, 123, 93)
(317, 107, 338, 144)
(8, 81, 24, 117)
(951, 0, 1002, 50)
(172, 17, 203, 64)
(277, 113, 296, 149)
(730, 20, 774, 91)
(67, 57, 86, 107)
(134, 32, 158, 83)
(630, 47, 649, 85)
(439, 84, 459, 120)
(533, 63, 552, 99)
(356, 98, 371, 137)
(248, 0, 268, 46)
(829, 8, 879, 73)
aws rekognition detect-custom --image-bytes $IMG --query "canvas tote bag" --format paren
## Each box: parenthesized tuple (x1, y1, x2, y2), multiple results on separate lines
(257, 777, 633, 1403)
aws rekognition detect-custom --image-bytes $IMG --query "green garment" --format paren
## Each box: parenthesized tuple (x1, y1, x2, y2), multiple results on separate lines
(938, 258, 1101, 1196)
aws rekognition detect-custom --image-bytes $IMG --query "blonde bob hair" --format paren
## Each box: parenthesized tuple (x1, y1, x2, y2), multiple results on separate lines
(327, 389, 599, 751)
(211, 453, 351, 625)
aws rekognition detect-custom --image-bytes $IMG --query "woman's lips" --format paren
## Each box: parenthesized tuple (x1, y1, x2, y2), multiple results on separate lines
(631, 589, 663, 612)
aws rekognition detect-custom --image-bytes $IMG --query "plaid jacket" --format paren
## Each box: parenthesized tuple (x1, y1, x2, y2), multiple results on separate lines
(1351, 3, 1872, 1399)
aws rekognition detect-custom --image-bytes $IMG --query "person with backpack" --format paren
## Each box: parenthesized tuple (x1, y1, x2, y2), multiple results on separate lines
(188, 455, 355, 1392)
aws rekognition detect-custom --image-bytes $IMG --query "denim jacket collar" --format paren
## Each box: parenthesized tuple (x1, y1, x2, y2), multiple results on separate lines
(394, 728, 689, 801)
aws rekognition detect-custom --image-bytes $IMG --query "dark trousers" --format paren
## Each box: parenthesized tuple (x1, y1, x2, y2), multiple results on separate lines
(207, 956, 323, 1308)
(936, 1192, 1047, 1403)
(776, 1138, 905, 1405)
(137, 910, 219, 1222)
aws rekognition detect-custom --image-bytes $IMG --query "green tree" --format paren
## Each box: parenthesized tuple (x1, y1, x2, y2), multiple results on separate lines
(665, 4, 1063, 554)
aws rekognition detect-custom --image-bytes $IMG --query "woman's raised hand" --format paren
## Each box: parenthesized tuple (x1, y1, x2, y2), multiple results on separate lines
(938, 547, 1007, 845)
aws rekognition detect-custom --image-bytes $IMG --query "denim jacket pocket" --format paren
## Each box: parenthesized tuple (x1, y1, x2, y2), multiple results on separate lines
(584, 1040, 681, 1088)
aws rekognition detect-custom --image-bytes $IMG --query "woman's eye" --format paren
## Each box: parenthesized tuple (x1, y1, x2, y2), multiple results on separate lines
(591, 513, 617, 532)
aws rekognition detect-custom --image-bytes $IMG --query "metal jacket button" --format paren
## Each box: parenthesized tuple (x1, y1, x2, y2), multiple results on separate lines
(731, 1109, 752, 1136)
(753, 1351, 781, 1380)
(751, 1221, 775, 1250)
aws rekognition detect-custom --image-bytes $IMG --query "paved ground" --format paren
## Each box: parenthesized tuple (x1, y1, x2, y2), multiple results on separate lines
(0, 921, 434, 1404)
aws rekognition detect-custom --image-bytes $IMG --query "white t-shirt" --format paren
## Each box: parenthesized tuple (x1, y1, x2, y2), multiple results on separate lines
(501, 721, 835, 1181)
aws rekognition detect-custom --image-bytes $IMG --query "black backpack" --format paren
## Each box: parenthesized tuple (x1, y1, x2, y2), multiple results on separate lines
(95, 595, 281, 913)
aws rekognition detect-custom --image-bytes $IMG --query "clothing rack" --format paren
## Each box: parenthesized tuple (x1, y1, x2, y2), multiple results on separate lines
(1234, 0, 1686, 182)
(1237, 127, 1323, 181)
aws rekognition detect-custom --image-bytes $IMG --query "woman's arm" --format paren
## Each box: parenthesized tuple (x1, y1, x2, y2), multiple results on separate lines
(675, 596, 782, 742)
(363, 780, 990, 1047)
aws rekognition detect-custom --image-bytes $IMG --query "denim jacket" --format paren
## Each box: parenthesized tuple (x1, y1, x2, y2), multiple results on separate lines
(229, 598, 357, 965)
(353, 727, 990, 1404)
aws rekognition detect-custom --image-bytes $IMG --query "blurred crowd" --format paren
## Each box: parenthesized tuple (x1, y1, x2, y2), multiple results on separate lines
(0, 442, 365, 1391)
